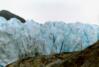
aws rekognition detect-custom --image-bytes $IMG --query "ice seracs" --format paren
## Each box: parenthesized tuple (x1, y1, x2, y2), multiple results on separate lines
(0, 17, 98, 66)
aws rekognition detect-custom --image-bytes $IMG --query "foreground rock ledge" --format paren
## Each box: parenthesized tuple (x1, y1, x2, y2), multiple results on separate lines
(6, 41, 99, 67)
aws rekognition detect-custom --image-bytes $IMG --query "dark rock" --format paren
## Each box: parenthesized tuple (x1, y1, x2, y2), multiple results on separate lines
(0, 10, 25, 23)
(6, 40, 99, 67)
(62, 40, 99, 67)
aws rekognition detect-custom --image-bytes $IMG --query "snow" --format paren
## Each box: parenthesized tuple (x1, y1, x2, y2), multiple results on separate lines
(0, 17, 98, 66)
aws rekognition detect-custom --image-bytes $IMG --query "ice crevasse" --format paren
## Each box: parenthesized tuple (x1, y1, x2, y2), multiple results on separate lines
(0, 17, 99, 66)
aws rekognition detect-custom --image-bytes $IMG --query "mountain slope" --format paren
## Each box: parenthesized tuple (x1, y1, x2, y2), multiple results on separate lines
(0, 10, 25, 22)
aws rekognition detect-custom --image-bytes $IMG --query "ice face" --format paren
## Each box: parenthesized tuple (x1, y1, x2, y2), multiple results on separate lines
(0, 17, 98, 66)
(43, 22, 98, 52)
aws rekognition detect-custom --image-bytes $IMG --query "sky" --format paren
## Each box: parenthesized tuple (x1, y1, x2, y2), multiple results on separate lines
(0, 0, 99, 24)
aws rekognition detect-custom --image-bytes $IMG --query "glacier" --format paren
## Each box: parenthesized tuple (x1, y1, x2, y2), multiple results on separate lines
(0, 17, 99, 66)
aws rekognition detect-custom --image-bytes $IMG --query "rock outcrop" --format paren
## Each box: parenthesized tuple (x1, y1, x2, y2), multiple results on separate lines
(0, 10, 25, 22)
(62, 40, 99, 67)
(6, 41, 99, 67)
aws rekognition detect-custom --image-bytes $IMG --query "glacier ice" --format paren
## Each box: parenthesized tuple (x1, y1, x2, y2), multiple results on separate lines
(0, 17, 98, 66)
